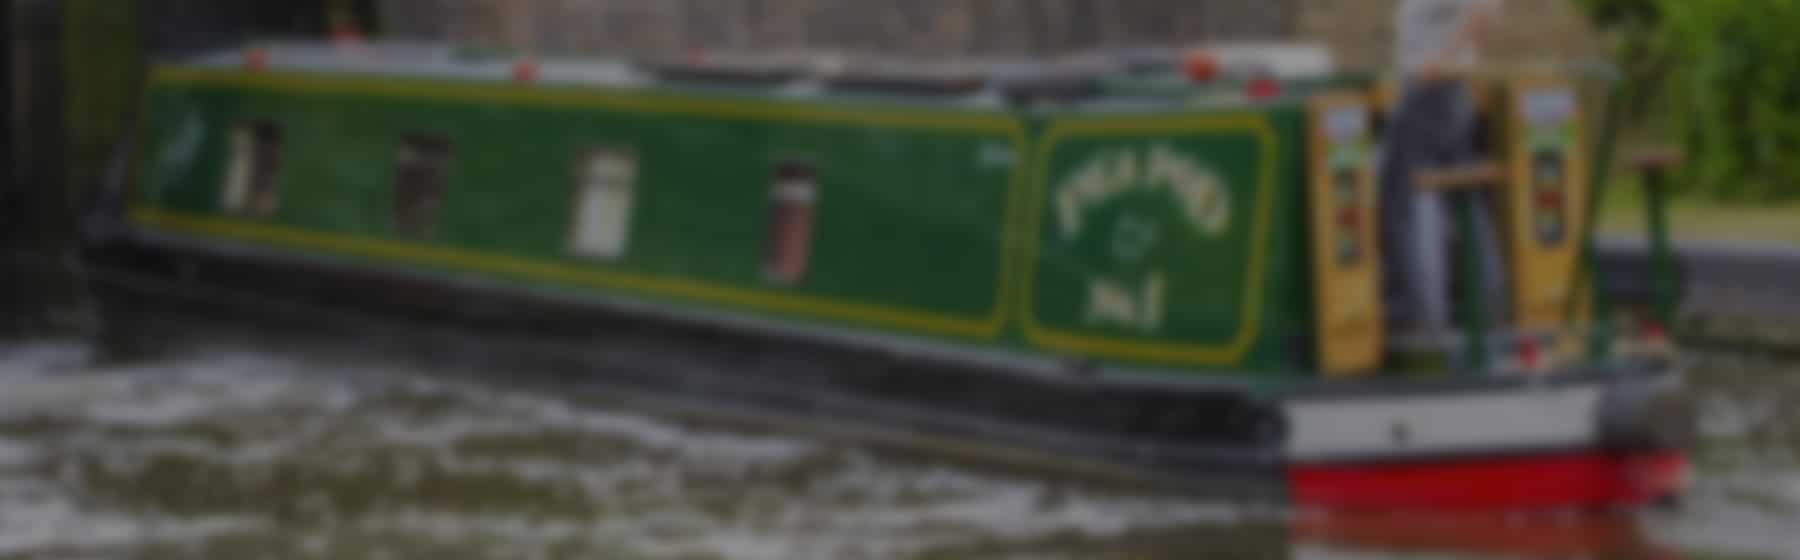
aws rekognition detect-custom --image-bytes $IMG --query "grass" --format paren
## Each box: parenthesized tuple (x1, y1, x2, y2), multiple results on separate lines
(1594, 177, 1800, 246)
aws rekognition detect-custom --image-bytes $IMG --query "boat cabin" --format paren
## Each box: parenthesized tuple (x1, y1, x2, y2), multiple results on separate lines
(115, 41, 1676, 387)
(94, 41, 1693, 513)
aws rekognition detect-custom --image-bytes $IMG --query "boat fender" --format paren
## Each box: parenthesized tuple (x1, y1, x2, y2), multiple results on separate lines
(1249, 401, 1291, 446)
(1596, 377, 1695, 450)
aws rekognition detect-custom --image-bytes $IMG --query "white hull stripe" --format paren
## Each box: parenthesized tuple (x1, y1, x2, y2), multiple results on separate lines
(1283, 384, 1604, 462)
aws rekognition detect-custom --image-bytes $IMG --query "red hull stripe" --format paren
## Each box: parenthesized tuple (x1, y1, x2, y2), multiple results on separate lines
(1289, 450, 1687, 511)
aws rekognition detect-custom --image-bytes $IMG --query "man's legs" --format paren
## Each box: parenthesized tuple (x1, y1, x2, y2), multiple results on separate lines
(1468, 193, 1510, 325)
(1381, 80, 1508, 334)
(1380, 83, 1456, 332)
(1407, 190, 1451, 330)
(1445, 81, 1509, 327)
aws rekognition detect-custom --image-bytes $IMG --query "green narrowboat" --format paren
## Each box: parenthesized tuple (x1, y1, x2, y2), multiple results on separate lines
(85, 41, 1691, 512)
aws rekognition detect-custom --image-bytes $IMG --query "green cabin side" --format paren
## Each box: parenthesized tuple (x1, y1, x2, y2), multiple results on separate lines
(128, 64, 1316, 380)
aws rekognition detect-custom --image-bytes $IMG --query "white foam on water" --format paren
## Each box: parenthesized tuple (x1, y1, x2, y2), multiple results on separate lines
(354, 510, 873, 560)
(794, 452, 1244, 535)
(1647, 505, 1800, 559)
(363, 414, 535, 449)
(0, 377, 136, 420)
(3, 342, 1258, 558)
(432, 454, 662, 500)
(0, 439, 42, 469)
(0, 500, 133, 555)
(334, 445, 1253, 559)
(0, 339, 94, 377)
(354, 510, 587, 549)
(0, 491, 265, 556)
(866, 482, 1233, 541)
(675, 433, 821, 470)
(1639, 466, 1800, 559)
(81, 395, 219, 429)
(1290, 544, 1458, 560)
(625, 526, 854, 560)
(508, 395, 822, 468)
(78, 353, 345, 428)
(1698, 393, 1751, 439)
(19, 340, 1800, 558)
(1698, 391, 1777, 441)
(0, 348, 361, 435)
(353, 377, 824, 477)
(339, 370, 816, 458)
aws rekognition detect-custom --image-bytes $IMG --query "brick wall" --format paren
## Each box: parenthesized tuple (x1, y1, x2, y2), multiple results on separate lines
(380, 0, 1296, 58)
(1296, 0, 1599, 70)
(378, 0, 1595, 68)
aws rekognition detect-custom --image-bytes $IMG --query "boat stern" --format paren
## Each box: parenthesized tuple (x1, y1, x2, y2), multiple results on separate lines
(1279, 364, 1690, 512)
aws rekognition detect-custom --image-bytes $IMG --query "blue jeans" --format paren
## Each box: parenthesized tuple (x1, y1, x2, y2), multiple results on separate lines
(1378, 80, 1508, 332)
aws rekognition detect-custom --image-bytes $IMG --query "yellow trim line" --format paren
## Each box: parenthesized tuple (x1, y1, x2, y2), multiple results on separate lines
(134, 207, 1004, 338)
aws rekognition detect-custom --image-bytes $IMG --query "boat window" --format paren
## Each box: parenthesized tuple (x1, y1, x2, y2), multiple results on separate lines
(765, 162, 817, 285)
(568, 148, 639, 260)
(393, 133, 452, 238)
(219, 120, 283, 217)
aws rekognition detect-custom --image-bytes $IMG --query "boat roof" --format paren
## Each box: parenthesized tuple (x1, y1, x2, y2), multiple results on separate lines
(171, 40, 1345, 110)
(181, 41, 650, 87)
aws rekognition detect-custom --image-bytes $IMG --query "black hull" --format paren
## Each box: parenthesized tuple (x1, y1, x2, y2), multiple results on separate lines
(83, 239, 1290, 499)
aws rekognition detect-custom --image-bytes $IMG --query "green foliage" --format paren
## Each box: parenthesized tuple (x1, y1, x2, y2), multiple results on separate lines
(64, 0, 144, 198)
(1580, 0, 1800, 201)
(1575, 0, 1662, 29)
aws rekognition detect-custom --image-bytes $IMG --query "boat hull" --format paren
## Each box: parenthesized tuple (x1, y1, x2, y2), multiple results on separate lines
(1280, 366, 1689, 511)
(82, 237, 1690, 513)
(1290, 446, 1686, 511)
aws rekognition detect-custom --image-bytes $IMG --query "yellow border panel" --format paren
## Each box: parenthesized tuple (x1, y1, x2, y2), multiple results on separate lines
(1019, 113, 1279, 365)
(1503, 75, 1588, 331)
(132, 66, 1032, 340)
(1305, 93, 1383, 376)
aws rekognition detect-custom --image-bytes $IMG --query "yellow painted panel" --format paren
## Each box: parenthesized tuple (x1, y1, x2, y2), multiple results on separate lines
(1306, 94, 1383, 376)
(1500, 77, 1587, 331)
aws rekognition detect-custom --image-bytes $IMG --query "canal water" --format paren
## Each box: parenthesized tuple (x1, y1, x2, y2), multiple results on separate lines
(0, 336, 1793, 559)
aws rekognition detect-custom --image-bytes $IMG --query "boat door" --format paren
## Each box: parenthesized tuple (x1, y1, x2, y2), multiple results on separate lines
(1306, 93, 1384, 376)
(1499, 77, 1586, 331)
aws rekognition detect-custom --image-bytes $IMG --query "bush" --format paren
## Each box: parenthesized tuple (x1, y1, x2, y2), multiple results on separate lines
(1579, 0, 1800, 201)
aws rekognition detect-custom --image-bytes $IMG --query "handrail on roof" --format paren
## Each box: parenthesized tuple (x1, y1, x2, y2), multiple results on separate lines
(637, 51, 1115, 105)
(639, 59, 810, 88)
(176, 40, 1432, 109)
